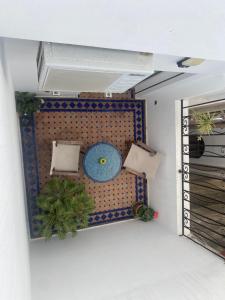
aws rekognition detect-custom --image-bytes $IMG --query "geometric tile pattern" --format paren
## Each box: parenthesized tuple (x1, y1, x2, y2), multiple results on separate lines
(20, 98, 147, 238)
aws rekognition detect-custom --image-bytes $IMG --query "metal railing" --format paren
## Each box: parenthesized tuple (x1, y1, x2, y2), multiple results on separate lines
(181, 99, 225, 259)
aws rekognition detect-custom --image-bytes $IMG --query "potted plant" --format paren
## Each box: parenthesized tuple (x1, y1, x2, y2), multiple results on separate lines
(189, 135, 205, 158)
(15, 91, 44, 125)
(35, 177, 95, 240)
(189, 111, 217, 158)
(132, 201, 158, 222)
(191, 111, 216, 137)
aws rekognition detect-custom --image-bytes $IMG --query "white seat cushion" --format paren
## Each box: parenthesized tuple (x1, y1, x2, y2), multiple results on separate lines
(123, 144, 160, 179)
(50, 141, 80, 175)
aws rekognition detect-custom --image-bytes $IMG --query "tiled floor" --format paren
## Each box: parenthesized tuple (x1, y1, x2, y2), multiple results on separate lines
(20, 96, 147, 238)
(35, 111, 136, 212)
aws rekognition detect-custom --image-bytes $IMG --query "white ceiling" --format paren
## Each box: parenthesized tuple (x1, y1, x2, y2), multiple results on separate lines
(1, 0, 225, 61)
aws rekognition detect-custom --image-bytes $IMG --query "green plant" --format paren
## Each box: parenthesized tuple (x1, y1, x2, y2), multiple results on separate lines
(132, 202, 158, 222)
(15, 91, 43, 115)
(35, 178, 95, 240)
(192, 111, 215, 137)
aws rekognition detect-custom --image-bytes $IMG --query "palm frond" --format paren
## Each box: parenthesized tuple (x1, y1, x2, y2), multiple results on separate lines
(35, 177, 95, 240)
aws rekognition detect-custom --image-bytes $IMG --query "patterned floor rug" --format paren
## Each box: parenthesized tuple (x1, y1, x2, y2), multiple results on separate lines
(20, 98, 147, 238)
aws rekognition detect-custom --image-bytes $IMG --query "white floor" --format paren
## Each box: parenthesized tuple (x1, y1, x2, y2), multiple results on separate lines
(30, 220, 225, 300)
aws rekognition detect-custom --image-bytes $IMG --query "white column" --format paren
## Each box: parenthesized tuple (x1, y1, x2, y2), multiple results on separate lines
(182, 100, 190, 236)
(0, 39, 31, 300)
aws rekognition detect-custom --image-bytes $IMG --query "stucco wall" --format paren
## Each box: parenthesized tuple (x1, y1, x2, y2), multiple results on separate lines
(141, 73, 225, 233)
(0, 39, 31, 300)
(1, 1, 225, 61)
(30, 220, 225, 300)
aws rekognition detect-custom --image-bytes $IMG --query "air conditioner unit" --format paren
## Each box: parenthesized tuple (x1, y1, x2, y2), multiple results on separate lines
(37, 42, 154, 93)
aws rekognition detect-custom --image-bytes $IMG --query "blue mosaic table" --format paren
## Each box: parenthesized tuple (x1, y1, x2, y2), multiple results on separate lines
(83, 142, 122, 182)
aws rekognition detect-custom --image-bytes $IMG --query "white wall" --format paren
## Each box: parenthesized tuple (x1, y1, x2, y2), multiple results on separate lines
(4, 39, 39, 92)
(0, 39, 31, 300)
(30, 220, 225, 300)
(0, 1, 225, 61)
(139, 73, 225, 233)
(153, 54, 225, 74)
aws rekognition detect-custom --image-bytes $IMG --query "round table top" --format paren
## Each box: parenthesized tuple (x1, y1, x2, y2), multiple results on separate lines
(83, 142, 122, 182)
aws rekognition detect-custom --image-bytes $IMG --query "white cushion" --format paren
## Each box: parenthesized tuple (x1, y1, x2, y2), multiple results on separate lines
(50, 141, 80, 175)
(123, 144, 160, 179)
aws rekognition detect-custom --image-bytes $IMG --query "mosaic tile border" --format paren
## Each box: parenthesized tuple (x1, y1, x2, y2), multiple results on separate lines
(20, 98, 147, 238)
